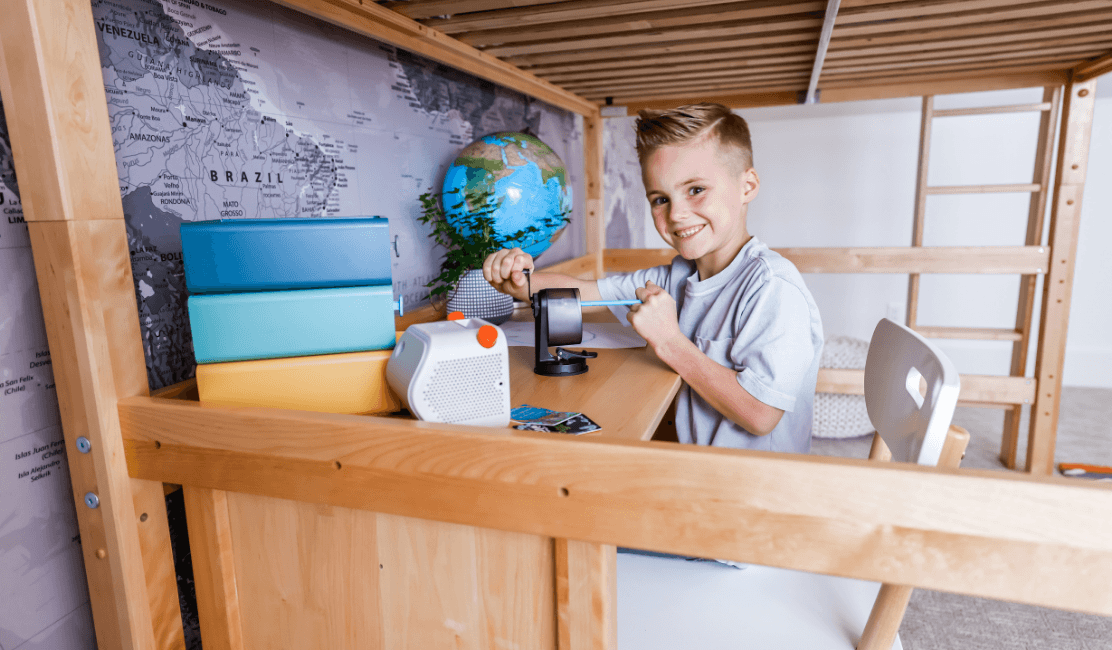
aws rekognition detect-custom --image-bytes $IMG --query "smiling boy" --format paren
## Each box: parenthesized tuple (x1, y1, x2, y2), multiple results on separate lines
(484, 103, 823, 452)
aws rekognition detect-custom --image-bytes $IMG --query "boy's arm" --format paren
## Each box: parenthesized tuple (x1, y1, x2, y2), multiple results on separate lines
(630, 282, 784, 436)
(483, 247, 602, 302)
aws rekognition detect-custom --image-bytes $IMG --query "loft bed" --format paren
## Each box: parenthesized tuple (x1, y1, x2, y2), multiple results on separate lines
(0, 0, 1109, 648)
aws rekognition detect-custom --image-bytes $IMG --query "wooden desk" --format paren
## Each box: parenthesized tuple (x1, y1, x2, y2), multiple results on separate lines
(507, 307, 681, 441)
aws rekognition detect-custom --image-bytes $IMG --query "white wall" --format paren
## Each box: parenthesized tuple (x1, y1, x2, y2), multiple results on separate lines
(605, 80, 1110, 388)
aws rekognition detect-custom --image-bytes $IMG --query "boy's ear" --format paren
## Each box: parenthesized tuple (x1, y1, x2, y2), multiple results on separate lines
(741, 168, 760, 204)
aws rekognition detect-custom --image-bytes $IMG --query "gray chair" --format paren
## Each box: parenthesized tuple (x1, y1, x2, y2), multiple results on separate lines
(618, 318, 968, 650)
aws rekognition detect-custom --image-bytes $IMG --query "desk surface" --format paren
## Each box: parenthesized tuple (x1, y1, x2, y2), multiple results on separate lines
(506, 307, 681, 442)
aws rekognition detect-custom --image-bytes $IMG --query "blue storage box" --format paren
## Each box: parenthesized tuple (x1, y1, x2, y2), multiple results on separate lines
(181, 217, 392, 293)
(188, 285, 397, 363)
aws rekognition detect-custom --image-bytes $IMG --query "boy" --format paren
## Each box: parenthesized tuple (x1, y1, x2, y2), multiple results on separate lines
(483, 103, 823, 452)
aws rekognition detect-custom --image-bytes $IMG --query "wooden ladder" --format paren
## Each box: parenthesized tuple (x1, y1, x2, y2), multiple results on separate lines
(905, 87, 1062, 470)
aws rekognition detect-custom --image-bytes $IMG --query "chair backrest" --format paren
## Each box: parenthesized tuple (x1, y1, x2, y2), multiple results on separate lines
(864, 318, 960, 466)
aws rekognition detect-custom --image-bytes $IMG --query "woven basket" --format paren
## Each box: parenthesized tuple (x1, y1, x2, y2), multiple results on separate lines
(813, 335, 874, 439)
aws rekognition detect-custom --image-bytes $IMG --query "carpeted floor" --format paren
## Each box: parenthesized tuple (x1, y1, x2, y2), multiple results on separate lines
(811, 386, 1112, 650)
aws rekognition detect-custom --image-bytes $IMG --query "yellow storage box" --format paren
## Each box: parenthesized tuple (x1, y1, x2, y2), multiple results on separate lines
(196, 347, 401, 415)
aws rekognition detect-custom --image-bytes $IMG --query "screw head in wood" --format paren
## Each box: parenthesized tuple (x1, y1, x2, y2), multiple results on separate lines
(96, 549, 107, 559)
(84, 492, 100, 509)
(1078, 89, 1090, 97)
(76, 436, 91, 453)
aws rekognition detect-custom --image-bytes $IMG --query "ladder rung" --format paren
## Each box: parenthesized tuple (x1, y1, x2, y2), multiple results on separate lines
(913, 326, 1023, 342)
(932, 102, 1053, 118)
(925, 183, 1041, 195)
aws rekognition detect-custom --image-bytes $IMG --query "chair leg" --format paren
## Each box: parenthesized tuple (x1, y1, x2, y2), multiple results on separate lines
(857, 584, 913, 650)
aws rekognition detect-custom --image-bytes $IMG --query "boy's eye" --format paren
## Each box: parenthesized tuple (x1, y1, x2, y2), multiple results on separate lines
(650, 196, 669, 206)
(688, 186, 705, 196)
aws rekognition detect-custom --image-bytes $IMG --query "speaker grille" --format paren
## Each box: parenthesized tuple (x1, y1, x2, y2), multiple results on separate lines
(422, 353, 505, 423)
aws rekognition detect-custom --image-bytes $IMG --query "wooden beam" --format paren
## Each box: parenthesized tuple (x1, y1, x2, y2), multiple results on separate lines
(1027, 78, 1098, 474)
(118, 396, 1112, 616)
(0, 1, 182, 648)
(1072, 50, 1112, 81)
(912, 326, 1024, 342)
(1002, 85, 1061, 470)
(925, 183, 1041, 195)
(183, 488, 246, 650)
(584, 112, 605, 277)
(426, 0, 822, 33)
(817, 369, 1036, 405)
(906, 96, 933, 329)
(603, 246, 1051, 275)
(611, 70, 1068, 113)
(805, 0, 841, 104)
(268, 0, 596, 115)
(933, 101, 1053, 117)
(386, 0, 568, 21)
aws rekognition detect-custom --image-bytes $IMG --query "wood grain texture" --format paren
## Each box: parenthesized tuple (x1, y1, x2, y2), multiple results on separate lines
(182, 488, 244, 650)
(223, 492, 555, 649)
(118, 396, 1112, 616)
(584, 112, 605, 277)
(270, 0, 596, 115)
(556, 539, 616, 650)
(1002, 85, 1062, 470)
(0, 0, 123, 222)
(1071, 50, 1112, 81)
(132, 482, 186, 650)
(604, 246, 1051, 275)
(1027, 79, 1098, 474)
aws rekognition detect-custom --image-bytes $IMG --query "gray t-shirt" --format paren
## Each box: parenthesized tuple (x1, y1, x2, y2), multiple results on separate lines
(597, 237, 823, 452)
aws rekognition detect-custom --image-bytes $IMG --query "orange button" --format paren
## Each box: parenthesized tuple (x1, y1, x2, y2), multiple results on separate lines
(477, 324, 499, 348)
(447, 311, 465, 321)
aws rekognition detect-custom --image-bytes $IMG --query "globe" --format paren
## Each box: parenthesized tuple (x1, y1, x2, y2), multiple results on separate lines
(441, 132, 572, 259)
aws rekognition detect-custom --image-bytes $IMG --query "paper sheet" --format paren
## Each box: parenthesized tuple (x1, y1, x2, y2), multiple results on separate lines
(498, 321, 647, 349)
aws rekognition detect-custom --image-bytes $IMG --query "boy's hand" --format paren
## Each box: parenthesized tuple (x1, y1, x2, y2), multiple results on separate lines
(483, 247, 534, 302)
(628, 281, 684, 351)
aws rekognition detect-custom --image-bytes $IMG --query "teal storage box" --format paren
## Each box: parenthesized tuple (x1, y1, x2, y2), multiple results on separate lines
(181, 217, 392, 293)
(188, 286, 396, 363)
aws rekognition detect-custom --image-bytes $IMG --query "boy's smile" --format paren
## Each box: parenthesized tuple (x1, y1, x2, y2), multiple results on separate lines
(642, 131, 759, 280)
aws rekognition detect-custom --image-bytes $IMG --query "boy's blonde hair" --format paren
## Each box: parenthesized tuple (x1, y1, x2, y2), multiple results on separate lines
(635, 103, 753, 171)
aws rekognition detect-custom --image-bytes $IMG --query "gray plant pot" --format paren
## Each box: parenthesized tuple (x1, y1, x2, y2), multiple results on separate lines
(446, 269, 513, 324)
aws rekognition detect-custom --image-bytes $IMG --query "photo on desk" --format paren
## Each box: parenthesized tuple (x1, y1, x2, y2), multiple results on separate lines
(514, 413, 601, 435)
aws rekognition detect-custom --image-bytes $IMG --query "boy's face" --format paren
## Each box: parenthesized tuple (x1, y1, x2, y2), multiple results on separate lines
(642, 132, 759, 279)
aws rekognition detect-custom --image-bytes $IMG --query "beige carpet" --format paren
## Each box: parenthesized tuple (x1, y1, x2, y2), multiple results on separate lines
(810, 387, 1112, 650)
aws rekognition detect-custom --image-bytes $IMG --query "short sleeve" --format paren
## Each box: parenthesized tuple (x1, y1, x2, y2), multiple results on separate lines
(597, 259, 677, 326)
(731, 278, 816, 413)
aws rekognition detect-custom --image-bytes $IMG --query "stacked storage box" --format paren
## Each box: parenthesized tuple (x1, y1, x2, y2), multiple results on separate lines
(182, 218, 403, 414)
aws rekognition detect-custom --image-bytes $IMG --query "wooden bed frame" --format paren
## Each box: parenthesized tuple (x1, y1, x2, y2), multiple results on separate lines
(1, 1, 1110, 648)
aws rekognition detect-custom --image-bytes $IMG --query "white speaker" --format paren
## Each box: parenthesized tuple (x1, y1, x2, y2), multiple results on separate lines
(386, 318, 511, 427)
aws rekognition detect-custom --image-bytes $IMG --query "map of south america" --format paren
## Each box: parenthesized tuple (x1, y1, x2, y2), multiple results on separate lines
(92, 0, 583, 391)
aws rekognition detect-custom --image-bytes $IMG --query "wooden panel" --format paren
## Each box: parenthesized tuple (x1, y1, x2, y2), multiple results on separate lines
(224, 492, 555, 649)
(816, 369, 1036, 405)
(118, 396, 1112, 616)
(556, 539, 617, 650)
(387, 0, 568, 20)
(603, 246, 1051, 275)
(542, 253, 604, 279)
(268, 0, 595, 115)
(1027, 79, 1098, 474)
(182, 488, 244, 650)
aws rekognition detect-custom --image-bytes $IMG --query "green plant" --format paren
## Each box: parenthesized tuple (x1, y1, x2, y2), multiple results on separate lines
(417, 187, 569, 299)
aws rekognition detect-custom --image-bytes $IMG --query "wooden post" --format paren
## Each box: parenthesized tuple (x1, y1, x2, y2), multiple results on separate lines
(584, 111, 605, 278)
(1026, 78, 1097, 475)
(555, 539, 617, 650)
(1000, 85, 1061, 469)
(0, 1, 182, 648)
(905, 96, 933, 328)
